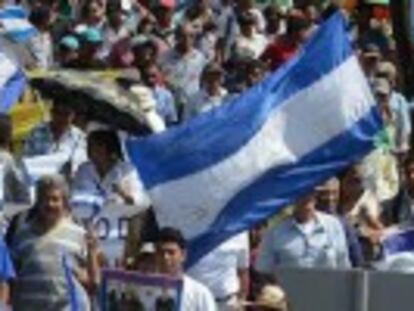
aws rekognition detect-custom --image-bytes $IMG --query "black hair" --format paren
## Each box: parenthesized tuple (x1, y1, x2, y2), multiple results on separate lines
(263, 4, 281, 20)
(404, 152, 414, 168)
(87, 130, 123, 159)
(286, 14, 311, 35)
(157, 227, 187, 250)
(133, 39, 158, 55)
(238, 11, 256, 26)
(0, 114, 12, 147)
(321, 3, 340, 21)
(29, 6, 51, 27)
(245, 58, 267, 73)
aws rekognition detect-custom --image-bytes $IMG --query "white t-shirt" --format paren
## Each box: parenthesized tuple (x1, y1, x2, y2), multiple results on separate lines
(184, 88, 228, 120)
(181, 275, 217, 311)
(234, 32, 268, 58)
(188, 233, 250, 298)
(72, 160, 150, 208)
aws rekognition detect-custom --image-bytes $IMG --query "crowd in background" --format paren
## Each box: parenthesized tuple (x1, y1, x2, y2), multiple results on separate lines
(0, 0, 413, 310)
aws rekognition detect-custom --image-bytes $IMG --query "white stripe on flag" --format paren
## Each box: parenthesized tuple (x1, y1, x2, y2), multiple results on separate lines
(0, 52, 17, 88)
(0, 17, 33, 32)
(150, 55, 374, 239)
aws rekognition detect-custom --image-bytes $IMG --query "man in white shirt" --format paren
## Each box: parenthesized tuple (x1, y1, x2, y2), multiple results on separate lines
(188, 233, 250, 310)
(156, 227, 217, 311)
(184, 62, 228, 120)
(23, 103, 85, 158)
(159, 23, 207, 119)
(23, 102, 87, 179)
(233, 12, 268, 59)
(28, 6, 54, 69)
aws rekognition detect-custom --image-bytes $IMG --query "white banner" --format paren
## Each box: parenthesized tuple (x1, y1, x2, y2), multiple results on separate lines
(72, 200, 142, 266)
(22, 153, 68, 182)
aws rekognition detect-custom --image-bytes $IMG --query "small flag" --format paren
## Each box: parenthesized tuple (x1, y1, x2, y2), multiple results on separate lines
(0, 49, 26, 112)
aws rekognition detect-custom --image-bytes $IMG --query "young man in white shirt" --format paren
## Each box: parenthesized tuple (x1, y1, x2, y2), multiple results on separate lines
(188, 232, 250, 311)
(233, 12, 268, 59)
(184, 63, 228, 121)
(156, 227, 217, 311)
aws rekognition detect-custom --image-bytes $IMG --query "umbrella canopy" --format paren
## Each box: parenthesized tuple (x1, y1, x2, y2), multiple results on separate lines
(30, 70, 153, 135)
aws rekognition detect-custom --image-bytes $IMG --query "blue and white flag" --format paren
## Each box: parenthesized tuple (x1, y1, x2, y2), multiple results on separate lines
(383, 227, 414, 257)
(125, 13, 383, 266)
(0, 49, 26, 112)
(0, 5, 36, 43)
(377, 227, 414, 273)
(62, 254, 90, 311)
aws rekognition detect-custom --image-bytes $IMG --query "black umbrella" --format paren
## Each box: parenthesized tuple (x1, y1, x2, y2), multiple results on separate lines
(30, 70, 153, 135)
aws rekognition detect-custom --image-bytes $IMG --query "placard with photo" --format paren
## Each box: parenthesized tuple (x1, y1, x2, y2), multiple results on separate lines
(101, 269, 183, 311)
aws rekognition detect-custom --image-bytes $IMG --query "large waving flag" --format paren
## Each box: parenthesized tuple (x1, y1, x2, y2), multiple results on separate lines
(0, 5, 36, 43)
(126, 12, 383, 266)
(0, 49, 26, 112)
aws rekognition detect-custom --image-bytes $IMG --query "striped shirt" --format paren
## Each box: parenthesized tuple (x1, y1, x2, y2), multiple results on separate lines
(10, 217, 90, 311)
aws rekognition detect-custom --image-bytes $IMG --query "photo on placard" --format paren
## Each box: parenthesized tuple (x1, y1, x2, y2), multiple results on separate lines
(101, 269, 183, 311)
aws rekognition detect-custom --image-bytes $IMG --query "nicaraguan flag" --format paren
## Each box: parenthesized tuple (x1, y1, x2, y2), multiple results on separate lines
(0, 49, 26, 112)
(125, 12, 383, 266)
(0, 5, 36, 43)
(62, 254, 91, 311)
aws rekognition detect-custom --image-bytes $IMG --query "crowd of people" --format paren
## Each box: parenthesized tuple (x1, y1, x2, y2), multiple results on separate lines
(0, 0, 413, 310)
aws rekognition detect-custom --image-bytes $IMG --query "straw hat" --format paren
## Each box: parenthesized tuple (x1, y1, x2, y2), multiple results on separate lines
(243, 285, 289, 310)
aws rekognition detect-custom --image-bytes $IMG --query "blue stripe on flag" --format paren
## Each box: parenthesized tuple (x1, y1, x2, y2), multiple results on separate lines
(383, 229, 414, 256)
(125, 12, 353, 188)
(0, 69, 26, 112)
(0, 6, 28, 18)
(187, 106, 382, 265)
(5, 28, 37, 43)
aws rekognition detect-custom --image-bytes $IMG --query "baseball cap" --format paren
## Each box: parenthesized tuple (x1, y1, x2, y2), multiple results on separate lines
(243, 285, 289, 310)
(59, 35, 80, 50)
(81, 27, 103, 43)
(139, 242, 156, 255)
(153, 0, 175, 9)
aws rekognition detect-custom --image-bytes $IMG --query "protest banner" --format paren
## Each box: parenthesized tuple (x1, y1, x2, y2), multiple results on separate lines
(101, 269, 183, 311)
(71, 197, 144, 265)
